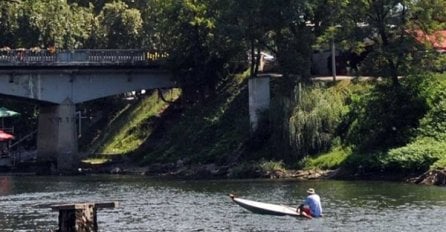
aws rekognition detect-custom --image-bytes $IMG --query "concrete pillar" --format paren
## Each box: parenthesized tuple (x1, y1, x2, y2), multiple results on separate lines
(37, 98, 78, 170)
(51, 202, 118, 232)
(248, 76, 271, 131)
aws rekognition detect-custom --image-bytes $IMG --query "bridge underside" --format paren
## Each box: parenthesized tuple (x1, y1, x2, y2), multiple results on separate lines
(0, 68, 173, 104)
(0, 68, 174, 170)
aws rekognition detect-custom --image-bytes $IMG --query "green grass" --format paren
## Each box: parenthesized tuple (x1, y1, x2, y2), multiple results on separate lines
(302, 146, 352, 170)
(141, 73, 251, 165)
(81, 158, 111, 165)
(95, 89, 180, 155)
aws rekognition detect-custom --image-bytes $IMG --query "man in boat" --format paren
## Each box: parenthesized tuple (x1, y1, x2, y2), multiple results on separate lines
(298, 188, 323, 218)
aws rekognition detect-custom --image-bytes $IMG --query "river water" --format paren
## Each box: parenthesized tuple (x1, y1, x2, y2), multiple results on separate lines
(0, 175, 445, 232)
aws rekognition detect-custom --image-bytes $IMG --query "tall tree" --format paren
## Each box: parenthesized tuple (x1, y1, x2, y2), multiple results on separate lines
(0, 0, 20, 47)
(142, 0, 245, 102)
(330, 0, 446, 85)
(96, 1, 143, 48)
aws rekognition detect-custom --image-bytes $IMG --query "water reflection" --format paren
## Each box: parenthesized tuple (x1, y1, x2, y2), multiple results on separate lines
(0, 175, 445, 231)
(0, 176, 11, 195)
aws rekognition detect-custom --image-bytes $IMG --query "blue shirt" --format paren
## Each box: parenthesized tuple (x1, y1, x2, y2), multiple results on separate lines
(304, 194, 323, 217)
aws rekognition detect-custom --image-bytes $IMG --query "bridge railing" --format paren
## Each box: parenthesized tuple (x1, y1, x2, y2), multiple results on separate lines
(0, 49, 167, 66)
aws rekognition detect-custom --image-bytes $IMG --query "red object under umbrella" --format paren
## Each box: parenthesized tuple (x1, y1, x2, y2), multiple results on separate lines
(0, 130, 14, 141)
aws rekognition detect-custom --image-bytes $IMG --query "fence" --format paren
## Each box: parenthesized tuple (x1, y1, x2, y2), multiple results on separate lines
(0, 49, 167, 66)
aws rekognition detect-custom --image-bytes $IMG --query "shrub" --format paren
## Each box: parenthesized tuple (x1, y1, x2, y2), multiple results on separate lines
(431, 158, 446, 170)
(417, 79, 446, 141)
(341, 151, 387, 174)
(383, 138, 446, 173)
(343, 78, 428, 152)
(259, 160, 286, 172)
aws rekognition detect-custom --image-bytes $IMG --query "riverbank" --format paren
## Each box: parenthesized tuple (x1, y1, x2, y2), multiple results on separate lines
(2, 155, 445, 186)
(74, 160, 446, 186)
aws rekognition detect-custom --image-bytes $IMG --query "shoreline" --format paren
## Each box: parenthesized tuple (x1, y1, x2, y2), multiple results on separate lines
(2, 162, 445, 186)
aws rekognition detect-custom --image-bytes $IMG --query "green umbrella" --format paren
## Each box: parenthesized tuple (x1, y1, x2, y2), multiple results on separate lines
(0, 107, 20, 118)
(0, 107, 20, 128)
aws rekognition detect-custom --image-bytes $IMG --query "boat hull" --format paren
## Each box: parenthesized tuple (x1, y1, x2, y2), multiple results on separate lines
(230, 195, 300, 217)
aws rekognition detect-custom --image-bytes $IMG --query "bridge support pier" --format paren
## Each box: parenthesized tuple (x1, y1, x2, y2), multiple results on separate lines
(37, 98, 78, 170)
(248, 75, 271, 131)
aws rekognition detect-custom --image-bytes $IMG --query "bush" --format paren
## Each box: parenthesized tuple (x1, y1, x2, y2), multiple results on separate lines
(259, 160, 286, 172)
(340, 151, 387, 174)
(343, 78, 428, 152)
(383, 138, 446, 173)
(417, 80, 446, 141)
(431, 158, 446, 170)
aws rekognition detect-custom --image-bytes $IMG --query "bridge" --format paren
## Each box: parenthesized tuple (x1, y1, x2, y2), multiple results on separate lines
(0, 49, 174, 170)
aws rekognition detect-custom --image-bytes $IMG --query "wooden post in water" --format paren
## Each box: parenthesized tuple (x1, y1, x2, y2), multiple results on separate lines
(51, 202, 118, 232)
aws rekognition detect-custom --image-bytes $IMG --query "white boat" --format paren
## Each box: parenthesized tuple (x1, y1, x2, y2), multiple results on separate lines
(229, 194, 309, 218)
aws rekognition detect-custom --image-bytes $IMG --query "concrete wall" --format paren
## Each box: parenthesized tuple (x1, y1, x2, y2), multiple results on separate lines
(248, 76, 270, 131)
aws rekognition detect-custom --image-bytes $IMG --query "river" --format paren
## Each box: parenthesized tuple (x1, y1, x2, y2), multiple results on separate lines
(0, 175, 445, 231)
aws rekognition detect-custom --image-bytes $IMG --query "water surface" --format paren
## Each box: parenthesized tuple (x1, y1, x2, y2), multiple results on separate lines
(0, 175, 445, 231)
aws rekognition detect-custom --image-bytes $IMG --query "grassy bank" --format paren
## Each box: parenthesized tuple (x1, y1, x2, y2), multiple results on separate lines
(82, 89, 180, 164)
(82, 72, 446, 179)
(301, 73, 446, 178)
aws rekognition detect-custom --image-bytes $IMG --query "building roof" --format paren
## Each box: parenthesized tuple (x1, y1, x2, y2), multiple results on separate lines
(412, 30, 446, 52)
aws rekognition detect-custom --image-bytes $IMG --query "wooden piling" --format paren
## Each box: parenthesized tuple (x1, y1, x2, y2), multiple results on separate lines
(51, 202, 118, 232)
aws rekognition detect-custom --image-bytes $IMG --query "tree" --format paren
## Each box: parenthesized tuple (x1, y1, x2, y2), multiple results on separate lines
(9, 0, 95, 49)
(0, 0, 20, 47)
(331, 0, 446, 85)
(142, 0, 246, 102)
(62, 3, 96, 49)
(96, 1, 143, 48)
(264, 0, 315, 80)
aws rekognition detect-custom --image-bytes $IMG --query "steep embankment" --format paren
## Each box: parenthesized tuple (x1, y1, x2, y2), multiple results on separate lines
(81, 89, 180, 164)
(82, 72, 446, 185)
(81, 73, 252, 177)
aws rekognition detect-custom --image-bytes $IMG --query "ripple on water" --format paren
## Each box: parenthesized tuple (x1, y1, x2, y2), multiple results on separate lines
(1, 177, 446, 231)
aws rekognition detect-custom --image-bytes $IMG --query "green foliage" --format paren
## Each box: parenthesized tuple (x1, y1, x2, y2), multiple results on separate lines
(302, 146, 351, 170)
(376, 73, 446, 172)
(96, 1, 143, 48)
(343, 78, 428, 152)
(383, 138, 446, 173)
(327, 0, 446, 84)
(141, 74, 250, 165)
(259, 160, 286, 173)
(288, 81, 350, 157)
(417, 75, 446, 141)
(341, 151, 387, 174)
(431, 158, 446, 170)
(341, 73, 446, 175)
(0, 0, 20, 46)
(19, 0, 96, 48)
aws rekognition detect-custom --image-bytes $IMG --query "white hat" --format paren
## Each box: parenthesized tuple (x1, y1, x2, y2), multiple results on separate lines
(307, 188, 315, 194)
